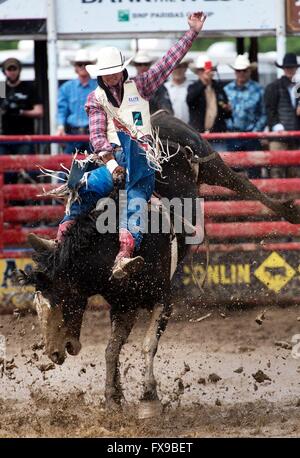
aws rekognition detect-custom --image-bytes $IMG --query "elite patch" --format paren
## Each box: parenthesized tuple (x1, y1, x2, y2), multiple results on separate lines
(128, 95, 139, 105)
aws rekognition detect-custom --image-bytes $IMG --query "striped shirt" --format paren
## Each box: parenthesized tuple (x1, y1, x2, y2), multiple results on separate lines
(57, 78, 98, 128)
(86, 29, 198, 154)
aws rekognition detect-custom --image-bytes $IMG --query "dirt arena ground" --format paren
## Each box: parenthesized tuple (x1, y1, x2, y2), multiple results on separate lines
(1, 304, 300, 438)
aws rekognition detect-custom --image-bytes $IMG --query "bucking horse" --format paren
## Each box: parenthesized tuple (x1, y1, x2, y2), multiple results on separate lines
(18, 110, 300, 419)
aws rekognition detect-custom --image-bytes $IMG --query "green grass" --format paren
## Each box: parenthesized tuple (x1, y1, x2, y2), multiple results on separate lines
(0, 41, 18, 51)
(1, 36, 300, 54)
(191, 36, 300, 54)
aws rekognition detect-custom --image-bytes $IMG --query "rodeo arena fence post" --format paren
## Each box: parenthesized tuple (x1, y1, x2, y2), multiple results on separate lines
(1, 130, 300, 311)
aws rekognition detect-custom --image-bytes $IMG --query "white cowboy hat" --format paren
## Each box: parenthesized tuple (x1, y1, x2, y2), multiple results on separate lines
(70, 49, 96, 65)
(132, 51, 154, 65)
(189, 55, 217, 73)
(230, 54, 257, 71)
(86, 47, 132, 77)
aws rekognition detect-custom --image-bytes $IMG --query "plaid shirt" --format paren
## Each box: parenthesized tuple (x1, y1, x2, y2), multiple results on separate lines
(86, 29, 198, 154)
(224, 79, 267, 132)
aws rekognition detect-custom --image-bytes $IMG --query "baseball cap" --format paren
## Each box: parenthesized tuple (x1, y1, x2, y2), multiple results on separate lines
(2, 58, 22, 71)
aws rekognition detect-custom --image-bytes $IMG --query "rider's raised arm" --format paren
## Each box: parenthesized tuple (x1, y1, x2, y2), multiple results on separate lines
(134, 12, 206, 100)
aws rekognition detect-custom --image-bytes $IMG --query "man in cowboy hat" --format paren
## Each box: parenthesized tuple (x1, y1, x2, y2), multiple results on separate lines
(29, 12, 207, 280)
(187, 55, 231, 146)
(165, 57, 192, 123)
(224, 54, 266, 178)
(132, 51, 173, 114)
(56, 49, 98, 154)
(265, 53, 300, 177)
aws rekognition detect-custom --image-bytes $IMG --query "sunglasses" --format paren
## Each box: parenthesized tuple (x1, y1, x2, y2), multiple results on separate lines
(6, 66, 18, 71)
(75, 62, 90, 67)
(235, 69, 248, 73)
(135, 63, 150, 67)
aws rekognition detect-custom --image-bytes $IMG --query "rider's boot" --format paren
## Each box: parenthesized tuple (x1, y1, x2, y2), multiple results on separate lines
(28, 220, 74, 252)
(111, 229, 144, 279)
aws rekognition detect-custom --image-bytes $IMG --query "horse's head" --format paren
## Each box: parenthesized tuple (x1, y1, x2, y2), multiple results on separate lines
(34, 289, 83, 365)
(23, 214, 118, 364)
(18, 247, 86, 365)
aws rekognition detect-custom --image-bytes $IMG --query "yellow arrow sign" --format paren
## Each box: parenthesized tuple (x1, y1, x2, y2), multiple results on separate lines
(254, 252, 296, 293)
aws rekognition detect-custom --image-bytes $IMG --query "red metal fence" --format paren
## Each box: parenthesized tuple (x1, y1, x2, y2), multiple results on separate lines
(0, 131, 300, 254)
(1, 131, 300, 304)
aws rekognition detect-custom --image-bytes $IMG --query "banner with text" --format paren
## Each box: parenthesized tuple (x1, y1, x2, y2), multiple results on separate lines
(0, 0, 277, 34)
(57, 0, 276, 34)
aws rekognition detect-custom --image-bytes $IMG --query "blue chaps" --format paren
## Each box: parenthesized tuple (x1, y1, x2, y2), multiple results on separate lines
(61, 132, 155, 250)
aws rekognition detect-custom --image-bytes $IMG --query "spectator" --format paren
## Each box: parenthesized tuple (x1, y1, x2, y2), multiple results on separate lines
(265, 53, 300, 178)
(165, 57, 191, 123)
(224, 54, 267, 178)
(187, 55, 231, 151)
(0, 57, 43, 152)
(56, 49, 98, 154)
(0, 57, 43, 183)
(132, 51, 173, 114)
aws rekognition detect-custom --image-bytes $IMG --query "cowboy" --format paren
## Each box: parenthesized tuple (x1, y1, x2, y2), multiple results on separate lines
(224, 54, 266, 178)
(265, 53, 300, 177)
(29, 11, 206, 280)
(56, 49, 98, 154)
(132, 51, 173, 114)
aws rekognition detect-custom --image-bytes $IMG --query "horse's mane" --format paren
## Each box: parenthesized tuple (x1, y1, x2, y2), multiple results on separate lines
(32, 211, 117, 282)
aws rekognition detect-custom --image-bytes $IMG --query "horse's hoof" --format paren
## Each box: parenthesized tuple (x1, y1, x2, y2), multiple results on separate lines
(138, 400, 162, 420)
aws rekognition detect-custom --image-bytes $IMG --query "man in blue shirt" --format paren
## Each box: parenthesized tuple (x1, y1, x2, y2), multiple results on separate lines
(225, 54, 267, 178)
(56, 49, 98, 154)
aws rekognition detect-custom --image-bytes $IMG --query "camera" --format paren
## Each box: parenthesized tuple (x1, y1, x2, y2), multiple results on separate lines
(0, 92, 25, 116)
